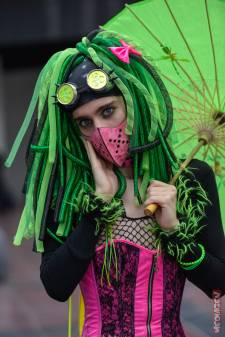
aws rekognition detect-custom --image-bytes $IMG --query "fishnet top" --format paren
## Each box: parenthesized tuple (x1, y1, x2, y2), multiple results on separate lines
(97, 213, 157, 250)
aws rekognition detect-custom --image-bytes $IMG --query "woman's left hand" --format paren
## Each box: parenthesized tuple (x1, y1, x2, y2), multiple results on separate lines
(144, 180, 179, 230)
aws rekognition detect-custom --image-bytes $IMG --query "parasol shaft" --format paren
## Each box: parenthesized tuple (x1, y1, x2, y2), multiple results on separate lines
(144, 139, 206, 216)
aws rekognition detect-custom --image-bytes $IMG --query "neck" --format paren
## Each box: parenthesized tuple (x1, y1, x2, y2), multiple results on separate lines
(119, 165, 134, 179)
(120, 169, 145, 217)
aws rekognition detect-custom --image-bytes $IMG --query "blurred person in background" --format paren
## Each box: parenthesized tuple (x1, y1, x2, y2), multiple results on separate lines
(0, 59, 14, 283)
(6, 30, 225, 336)
(0, 225, 9, 282)
(0, 59, 15, 213)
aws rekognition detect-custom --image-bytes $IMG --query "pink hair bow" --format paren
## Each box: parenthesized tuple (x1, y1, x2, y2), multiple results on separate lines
(109, 40, 142, 64)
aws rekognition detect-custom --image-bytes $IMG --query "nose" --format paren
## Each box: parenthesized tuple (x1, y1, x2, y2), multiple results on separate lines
(81, 118, 106, 138)
(93, 118, 107, 129)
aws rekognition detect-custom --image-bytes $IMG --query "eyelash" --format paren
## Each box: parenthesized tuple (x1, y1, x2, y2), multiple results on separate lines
(78, 106, 114, 128)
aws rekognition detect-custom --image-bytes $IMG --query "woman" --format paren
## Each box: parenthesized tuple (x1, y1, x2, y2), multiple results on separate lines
(10, 30, 225, 336)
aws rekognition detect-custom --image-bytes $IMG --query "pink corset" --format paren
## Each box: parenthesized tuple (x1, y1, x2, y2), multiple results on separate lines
(79, 239, 186, 337)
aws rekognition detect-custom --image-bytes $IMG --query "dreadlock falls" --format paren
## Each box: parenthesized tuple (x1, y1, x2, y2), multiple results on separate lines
(6, 31, 208, 280)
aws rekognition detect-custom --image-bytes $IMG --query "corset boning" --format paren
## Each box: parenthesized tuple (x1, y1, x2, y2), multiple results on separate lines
(79, 240, 187, 337)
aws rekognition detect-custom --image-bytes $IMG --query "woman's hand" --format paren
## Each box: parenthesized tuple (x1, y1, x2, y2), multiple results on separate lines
(82, 139, 118, 201)
(144, 180, 179, 230)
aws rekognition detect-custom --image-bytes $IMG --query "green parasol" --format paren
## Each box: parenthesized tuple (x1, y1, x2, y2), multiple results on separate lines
(103, 0, 225, 227)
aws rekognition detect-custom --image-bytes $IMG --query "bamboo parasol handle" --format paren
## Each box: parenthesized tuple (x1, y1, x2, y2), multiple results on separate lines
(144, 138, 206, 216)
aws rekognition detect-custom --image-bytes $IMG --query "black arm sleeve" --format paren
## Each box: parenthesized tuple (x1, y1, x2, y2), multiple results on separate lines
(180, 159, 225, 299)
(40, 209, 100, 302)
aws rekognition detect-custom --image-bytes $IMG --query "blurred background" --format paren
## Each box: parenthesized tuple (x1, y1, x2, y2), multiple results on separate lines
(0, 1, 224, 336)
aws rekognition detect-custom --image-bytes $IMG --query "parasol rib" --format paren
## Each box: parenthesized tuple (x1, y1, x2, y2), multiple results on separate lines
(202, 144, 210, 162)
(170, 92, 211, 113)
(174, 133, 197, 150)
(173, 111, 207, 132)
(205, 0, 221, 109)
(173, 108, 202, 115)
(211, 145, 225, 161)
(163, 0, 214, 104)
(161, 73, 214, 111)
(173, 118, 200, 131)
(173, 60, 214, 109)
(173, 126, 194, 133)
(191, 78, 215, 123)
(125, 4, 163, 46)
(222, 97, 225, 110)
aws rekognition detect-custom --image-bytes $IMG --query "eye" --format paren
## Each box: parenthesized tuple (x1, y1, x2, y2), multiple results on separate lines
(102, 107, 114, 118)
(78, 118, 92, 128)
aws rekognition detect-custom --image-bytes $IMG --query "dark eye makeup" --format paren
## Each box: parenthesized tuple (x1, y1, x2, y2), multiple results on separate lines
(78, 106, 115, 128)
(101, 106, 114, 118)
(78, 119, 92, 128)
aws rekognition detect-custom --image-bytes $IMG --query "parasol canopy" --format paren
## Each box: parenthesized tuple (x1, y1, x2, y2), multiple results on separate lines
(103, 0, 225, 225)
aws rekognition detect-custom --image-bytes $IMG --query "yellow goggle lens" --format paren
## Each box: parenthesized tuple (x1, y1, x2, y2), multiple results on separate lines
(56, 83, 77, 105)
(87, 70, 108, 90)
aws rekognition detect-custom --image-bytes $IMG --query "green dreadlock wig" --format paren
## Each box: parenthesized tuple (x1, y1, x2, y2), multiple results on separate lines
(5, 29, 208, 254)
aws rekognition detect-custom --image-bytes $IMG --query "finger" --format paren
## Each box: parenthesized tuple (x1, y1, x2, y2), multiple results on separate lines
(148, 180, 171, 188)
(147, 182, 176, 193)
(147, 192, 172, 199)
(145, 187, 177, 201)
(147, 187, 177, 195)
(144, 191, 177, 206)
(144, 196, 167, 207)
(147, 190, 177, 200)
(82, 139, 104, 169)
(83, 139, 114, 171)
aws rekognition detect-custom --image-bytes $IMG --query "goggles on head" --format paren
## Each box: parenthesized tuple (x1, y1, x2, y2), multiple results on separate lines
(56, 68, 116, 109)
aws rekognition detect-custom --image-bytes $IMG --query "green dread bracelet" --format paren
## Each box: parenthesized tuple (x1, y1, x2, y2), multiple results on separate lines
(179, 243, 206, 270)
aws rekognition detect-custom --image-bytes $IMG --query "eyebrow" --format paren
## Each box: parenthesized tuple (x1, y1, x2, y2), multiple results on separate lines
(74, 99, 115, 120)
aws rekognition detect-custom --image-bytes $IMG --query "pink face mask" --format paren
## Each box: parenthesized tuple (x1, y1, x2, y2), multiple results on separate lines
(89, 119, 131, 167)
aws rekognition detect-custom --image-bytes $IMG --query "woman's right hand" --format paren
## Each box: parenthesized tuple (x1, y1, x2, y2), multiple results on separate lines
(82, 139, 118, 201)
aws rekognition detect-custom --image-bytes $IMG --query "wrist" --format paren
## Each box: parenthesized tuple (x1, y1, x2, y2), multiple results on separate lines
(161, 221, 180, 234)
(150, 220, 199, 262)
(94, 190, 114, 203)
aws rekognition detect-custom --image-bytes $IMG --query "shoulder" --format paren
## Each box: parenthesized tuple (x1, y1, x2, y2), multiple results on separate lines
(186, 159, 215, 185)
(177, 159, 217, 203)
(188, 159, 213, 173)
(182, 159, 219, 208)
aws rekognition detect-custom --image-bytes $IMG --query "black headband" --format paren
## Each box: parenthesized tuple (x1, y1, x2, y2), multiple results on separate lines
(56, 58, 121, 110)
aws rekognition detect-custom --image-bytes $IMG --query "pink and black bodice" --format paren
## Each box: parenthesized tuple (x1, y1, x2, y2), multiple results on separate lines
(79, 216, 186, 337)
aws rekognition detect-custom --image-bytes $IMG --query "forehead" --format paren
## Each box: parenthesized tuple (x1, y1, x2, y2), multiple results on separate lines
(72, 96, 123, 119)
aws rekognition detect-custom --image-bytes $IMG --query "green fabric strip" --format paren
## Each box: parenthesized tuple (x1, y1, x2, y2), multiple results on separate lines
(35, 160, 53, 252)
(5, 70, 43, 168)
(5, 51, 62, 168)
(13, 120, 49, 247)
(48, 48, 77, 164)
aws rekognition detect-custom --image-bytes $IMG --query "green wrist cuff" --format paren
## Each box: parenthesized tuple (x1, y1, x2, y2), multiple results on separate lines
(150, 219, 206, 262)
(160, 222, 180, 235)
(79, 191, 124, 235)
